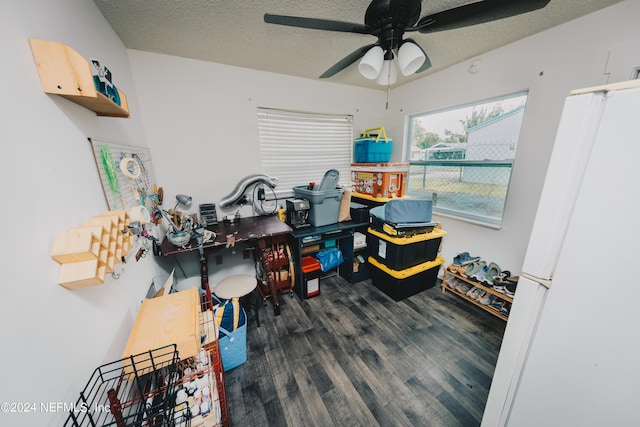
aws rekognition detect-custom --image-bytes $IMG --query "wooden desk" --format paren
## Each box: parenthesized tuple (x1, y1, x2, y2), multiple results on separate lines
(158, 214, 292, 312)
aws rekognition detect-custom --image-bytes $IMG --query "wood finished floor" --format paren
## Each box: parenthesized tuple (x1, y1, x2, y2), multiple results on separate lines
(223, 276, 506, 427)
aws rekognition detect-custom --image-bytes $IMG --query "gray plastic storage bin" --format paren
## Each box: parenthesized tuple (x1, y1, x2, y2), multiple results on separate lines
(293, 186, 344, 227)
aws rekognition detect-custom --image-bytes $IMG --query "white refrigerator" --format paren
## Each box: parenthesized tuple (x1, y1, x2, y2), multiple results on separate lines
(482, 80, 640, 427)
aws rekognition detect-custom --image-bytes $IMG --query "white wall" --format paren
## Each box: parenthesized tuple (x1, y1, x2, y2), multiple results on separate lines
(2, 0, 638, 425)
(1, 1, 167, 426)
(126, 50, 389, 283)
(388, 0, 640, 277)
(0, 2, 386, 425)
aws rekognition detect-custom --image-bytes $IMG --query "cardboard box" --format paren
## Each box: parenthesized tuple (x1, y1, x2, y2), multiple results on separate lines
(122, 287, 201, 373)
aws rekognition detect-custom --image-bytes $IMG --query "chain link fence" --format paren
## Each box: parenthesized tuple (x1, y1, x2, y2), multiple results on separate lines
(407, 140, 515, 227)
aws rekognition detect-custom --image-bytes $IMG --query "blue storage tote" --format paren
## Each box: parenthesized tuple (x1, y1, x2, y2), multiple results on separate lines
(214, 299, 247, 371)
(354, 127, 392, 163)
(218, 318, 246, 371)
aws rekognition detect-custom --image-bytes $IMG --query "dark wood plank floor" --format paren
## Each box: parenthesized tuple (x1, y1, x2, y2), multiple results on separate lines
(223, 275, 506, 427)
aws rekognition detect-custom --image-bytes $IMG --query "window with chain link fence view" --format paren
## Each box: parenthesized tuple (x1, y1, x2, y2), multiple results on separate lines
(406, 92, 528, 228)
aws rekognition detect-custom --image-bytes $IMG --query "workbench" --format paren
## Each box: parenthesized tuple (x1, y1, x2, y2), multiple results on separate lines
(157, 214, 292, 314)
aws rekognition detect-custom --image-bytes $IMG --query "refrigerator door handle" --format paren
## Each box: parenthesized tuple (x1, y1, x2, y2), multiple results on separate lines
(521, 272, 552, 289)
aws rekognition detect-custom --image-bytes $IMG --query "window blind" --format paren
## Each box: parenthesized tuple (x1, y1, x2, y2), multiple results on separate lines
(257, 108, 353, 197)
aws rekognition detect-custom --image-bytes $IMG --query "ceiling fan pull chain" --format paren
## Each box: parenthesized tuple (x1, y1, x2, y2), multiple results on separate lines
(385, 85, 390, 110)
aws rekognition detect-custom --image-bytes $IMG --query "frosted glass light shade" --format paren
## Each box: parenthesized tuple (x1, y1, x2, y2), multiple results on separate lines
(376, 59, 397, 85)
(358, 46, 384, 80)
(398, 41, 426, 76)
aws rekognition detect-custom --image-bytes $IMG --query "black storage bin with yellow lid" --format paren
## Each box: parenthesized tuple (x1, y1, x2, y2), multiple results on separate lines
(368, 256, 444, 301)
(367, 227, 446, 270)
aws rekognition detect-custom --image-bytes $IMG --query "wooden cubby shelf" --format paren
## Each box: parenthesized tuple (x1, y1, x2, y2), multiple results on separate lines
(51, 210, 134, 290)
(29, 38, 130, 118)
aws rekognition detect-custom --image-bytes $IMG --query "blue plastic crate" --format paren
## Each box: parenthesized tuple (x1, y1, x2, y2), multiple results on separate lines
(354, 138, 392, 163)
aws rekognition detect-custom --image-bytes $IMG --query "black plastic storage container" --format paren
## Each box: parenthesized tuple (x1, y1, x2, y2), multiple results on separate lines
(368, 256, 444, 301)
(367, 227, 446, 270)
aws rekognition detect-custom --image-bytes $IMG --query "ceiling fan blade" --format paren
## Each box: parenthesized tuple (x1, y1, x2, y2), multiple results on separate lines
(413, 0, 551, 33)
(264, 13, 371, 34)
(403, 38, 432, 74)
(319, 44, 378, 79)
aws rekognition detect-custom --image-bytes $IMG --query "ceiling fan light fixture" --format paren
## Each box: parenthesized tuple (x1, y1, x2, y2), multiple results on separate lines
(376, 59, 397, 86)
(358, 46, 384, 79)
(398, 41, 426, 76)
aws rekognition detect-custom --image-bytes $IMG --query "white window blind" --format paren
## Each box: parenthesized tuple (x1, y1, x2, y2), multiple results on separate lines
(257, 108, 353, 197)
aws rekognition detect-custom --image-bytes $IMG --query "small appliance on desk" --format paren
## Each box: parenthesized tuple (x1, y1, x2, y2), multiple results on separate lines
(286, 198, 311, 228)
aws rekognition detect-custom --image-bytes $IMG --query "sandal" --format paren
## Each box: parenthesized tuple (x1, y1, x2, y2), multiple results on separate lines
(453, 252, 481, 266)
(484, 262, 502, 286)
(465, 260, 486, 277)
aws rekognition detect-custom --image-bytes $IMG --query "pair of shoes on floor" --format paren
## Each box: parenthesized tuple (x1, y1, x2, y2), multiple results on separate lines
(465, 260, 486, 277)
(469, 262, 502, 287)
(448, 264, 465, 275)
(447, 276, 464, 290)
(454, 280, 472, 294)
(477, 290, 491, 305)
(453, 252, 481, 266)
(484, 262, 502, 286)
(489, 298, 511, 316)
(493, 271, 518, 297)
(466, 286, 488, 302)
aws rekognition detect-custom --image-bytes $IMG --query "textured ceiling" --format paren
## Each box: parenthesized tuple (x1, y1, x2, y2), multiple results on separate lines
(93, 0, 621, 90)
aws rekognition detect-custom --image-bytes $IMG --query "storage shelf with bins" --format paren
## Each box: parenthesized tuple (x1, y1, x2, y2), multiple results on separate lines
(51, 210, 134, 290)
(442, 266, 512, 321)
(351, 229, 370, 283)
(29, 38, 130, 118)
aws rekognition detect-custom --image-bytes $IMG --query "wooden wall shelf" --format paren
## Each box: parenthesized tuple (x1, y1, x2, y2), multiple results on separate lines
(29, 38, 130, 118)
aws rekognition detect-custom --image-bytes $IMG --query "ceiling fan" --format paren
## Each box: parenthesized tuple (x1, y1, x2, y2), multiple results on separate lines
(264, 0, 551, 84)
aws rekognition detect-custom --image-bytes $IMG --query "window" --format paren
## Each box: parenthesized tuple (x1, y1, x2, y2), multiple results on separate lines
(257, 108, 353, 198)
(406, 92, 528, 228)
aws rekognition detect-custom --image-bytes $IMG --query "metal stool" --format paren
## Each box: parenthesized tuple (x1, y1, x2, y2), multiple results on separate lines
(213, 274, 260, 327)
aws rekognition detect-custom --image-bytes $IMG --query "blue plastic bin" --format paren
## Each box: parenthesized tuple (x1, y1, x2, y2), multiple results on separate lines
(354, 138, 392, 163)
(218, 308, 247, 371)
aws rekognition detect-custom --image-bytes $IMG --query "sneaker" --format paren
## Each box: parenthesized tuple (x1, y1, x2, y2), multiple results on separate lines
(494, 270, 512, 284)
(492, 284, 507, 294)
(455, 281, 472, 294)
(466, 287, 482, 300)
(477, 291, 491, 305)
(447, 277, 462, 289)
(453, 252, 481, 266)
(470, 265, 488, 283)
(500, 302, 511, 316)
(489, 297, 504, 310)
(505, 283, 517, 298)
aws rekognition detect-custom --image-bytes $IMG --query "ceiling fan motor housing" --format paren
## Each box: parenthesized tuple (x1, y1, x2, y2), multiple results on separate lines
(365, 0, 422, 51)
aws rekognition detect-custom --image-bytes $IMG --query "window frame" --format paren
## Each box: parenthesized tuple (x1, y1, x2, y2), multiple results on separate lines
(405, 91, 528, 228)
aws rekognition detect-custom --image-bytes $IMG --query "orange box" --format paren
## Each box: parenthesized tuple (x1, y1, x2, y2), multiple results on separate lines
(351, 163, 409, 199)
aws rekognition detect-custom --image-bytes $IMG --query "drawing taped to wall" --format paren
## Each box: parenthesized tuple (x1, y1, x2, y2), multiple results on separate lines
(88, 138, 159, 212)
